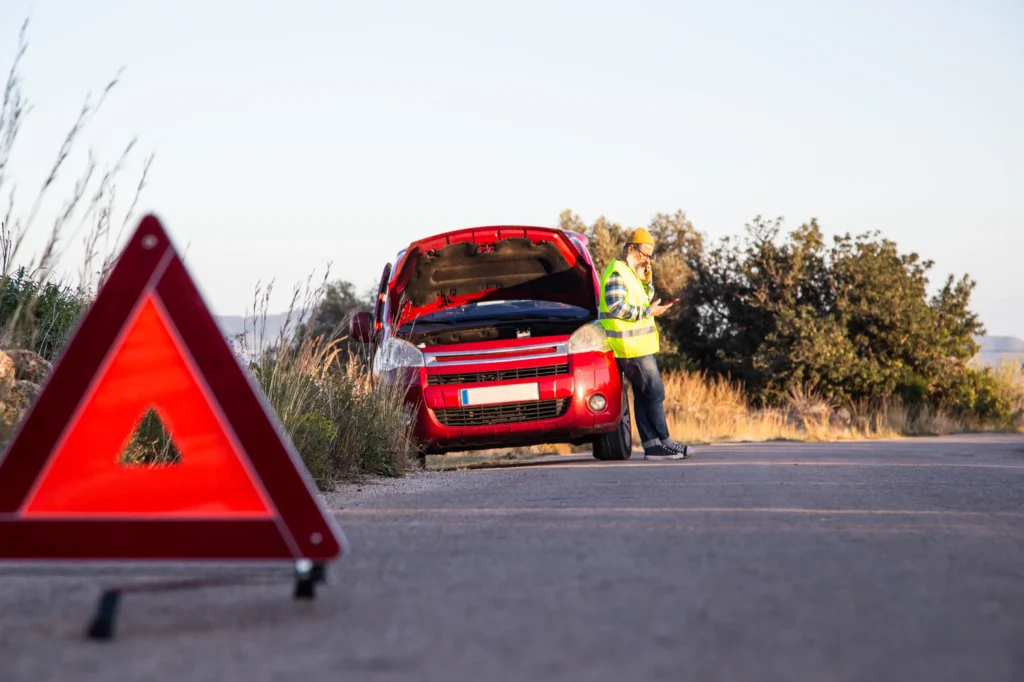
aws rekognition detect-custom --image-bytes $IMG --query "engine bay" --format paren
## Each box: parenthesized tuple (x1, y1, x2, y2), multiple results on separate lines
(400, 315, 587, 347)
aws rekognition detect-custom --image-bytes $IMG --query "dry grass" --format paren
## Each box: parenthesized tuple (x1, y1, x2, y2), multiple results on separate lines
(0, 20, 416, 485)
(0, 18, 152, 361)
(653, 373, 905, 443)
(443, 367, 1004, 466)
(0, 19, 154, 450)
(119, 409, 182, 466)
(235, 275, 418, 487)
(991, 357, 1024, 432)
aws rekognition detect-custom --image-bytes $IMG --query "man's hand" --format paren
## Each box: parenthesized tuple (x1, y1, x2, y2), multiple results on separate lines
(650, 298, 674, 317)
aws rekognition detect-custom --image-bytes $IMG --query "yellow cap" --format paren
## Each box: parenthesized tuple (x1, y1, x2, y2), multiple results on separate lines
(627, 227, 655, 246)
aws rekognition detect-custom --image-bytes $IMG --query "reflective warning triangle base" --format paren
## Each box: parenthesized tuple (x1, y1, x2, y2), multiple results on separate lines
(0, 215, 346, 563)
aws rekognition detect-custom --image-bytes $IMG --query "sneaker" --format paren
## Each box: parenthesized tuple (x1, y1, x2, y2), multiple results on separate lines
(643, 444, 688, 460)
(665, 441, 694, 458)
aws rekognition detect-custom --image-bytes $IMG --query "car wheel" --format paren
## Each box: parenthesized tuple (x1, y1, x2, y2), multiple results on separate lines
(592, 386, 632, 460)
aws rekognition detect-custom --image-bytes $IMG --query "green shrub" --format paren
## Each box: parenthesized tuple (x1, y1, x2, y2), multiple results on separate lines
(291, 411, 340, 487)
(0, 269, 86, 361)
(896, 373, 930, 406)
(961, 368, 1015, 426)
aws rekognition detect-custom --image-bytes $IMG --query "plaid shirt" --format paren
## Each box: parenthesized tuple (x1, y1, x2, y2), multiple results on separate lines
(603, 266, 655, 321)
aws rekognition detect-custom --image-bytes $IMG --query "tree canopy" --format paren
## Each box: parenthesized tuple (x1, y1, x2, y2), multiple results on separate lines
(557, 208, 1010, 422)
(294, 279, 373, 357)
(665, 214, 1008, 420)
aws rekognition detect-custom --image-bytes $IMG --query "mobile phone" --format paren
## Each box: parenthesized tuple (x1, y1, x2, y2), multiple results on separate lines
(667, 298, 679, 305)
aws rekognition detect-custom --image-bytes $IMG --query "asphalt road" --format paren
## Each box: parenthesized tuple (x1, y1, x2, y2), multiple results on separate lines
(3, 434, 1024, 681)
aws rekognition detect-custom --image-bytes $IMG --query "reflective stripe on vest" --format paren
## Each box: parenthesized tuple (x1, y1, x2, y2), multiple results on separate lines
(597, 259, 660, 359)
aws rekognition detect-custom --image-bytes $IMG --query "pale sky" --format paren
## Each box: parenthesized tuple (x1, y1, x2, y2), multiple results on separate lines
(2, 1, 1022, 336)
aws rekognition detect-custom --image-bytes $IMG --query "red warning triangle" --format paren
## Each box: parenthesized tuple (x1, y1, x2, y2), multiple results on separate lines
(22, 294, 272, 517)
(0, 215, 346, 562)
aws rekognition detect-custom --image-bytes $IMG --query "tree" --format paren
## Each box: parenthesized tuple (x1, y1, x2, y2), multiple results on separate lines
(293, 279, 373, 357)
(671, 215, 831, 398)
(671, 215, 999, 417)
(558, 209, 626, 276)
(303, 280, 371, 340)
(558, 208, 702, 297)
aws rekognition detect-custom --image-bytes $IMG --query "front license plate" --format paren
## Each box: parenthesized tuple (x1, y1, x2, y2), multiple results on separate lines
(459, 383, 540, 406)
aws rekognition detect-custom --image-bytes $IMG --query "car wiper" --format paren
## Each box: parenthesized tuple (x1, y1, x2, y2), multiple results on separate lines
(485, 314, 584, 322)
(406, 314, 584, 329)
(404, 317, 504, 328)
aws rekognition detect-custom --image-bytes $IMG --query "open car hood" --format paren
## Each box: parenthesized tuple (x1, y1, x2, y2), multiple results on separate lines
(388, 226, 597, 327)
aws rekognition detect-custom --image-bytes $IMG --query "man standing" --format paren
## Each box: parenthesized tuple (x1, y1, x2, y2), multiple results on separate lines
(598, 228, 695, 460)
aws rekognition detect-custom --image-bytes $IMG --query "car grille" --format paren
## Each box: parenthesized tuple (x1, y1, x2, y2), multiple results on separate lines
(433, 399, 570, 427)
(427, 363, 570, 386)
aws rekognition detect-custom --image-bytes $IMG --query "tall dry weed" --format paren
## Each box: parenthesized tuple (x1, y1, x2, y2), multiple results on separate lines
(657, 372, 981, 444)
(0, 19, 154, 450)
(236, 274, 416, 487)
(656, 370, 791, 442)
(447, 367, 984, 465)
(991, 357, 1024, 431)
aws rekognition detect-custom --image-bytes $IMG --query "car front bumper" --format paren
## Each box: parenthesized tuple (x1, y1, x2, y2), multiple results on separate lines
(408, 349, 624, 454)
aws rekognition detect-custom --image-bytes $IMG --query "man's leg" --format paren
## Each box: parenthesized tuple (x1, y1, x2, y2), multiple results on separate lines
(634, 354, 671, 443)
(617, 357, 657, 450)
(632, 354, 694, 460)
(618, 355, 679, 458)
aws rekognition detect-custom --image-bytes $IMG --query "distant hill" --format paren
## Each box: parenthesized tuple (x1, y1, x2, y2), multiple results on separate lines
(977, 336, 1024, 354)
(975, 335, 1024, 368)
(216, 311, 302, 343)
(214, 310, 312, 362)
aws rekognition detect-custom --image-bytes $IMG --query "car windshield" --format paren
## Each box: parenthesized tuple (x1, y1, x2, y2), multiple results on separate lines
(409, 300, 591, 325)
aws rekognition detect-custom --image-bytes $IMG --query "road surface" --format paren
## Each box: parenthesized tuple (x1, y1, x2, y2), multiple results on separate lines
(2, 434, 1024, 681)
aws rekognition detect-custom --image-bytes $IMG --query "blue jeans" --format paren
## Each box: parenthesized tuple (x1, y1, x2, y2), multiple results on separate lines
(616, 354, 670, 450)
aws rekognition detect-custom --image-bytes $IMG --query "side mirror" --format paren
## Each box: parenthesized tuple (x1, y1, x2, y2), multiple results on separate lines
(349, 311, 374, 344)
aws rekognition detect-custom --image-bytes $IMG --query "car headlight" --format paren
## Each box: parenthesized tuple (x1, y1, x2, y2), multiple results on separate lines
(568, 321, 612, 354)
(373, 337, 425, 373)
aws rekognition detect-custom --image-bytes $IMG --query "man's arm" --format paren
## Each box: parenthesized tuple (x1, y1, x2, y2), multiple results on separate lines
(604, 271, 652, 322)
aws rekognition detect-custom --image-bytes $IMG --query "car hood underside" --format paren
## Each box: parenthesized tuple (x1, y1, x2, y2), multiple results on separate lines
(390, 232, 596, 326)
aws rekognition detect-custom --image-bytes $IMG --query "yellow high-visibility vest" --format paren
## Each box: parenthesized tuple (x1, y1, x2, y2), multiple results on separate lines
(598, 259, 660, 358)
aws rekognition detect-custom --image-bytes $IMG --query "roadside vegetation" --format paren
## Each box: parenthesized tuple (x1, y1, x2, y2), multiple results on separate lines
(0, 19, 152, 443)
(1, 20, 1020, 487)
(434, 214, 1024, 467)
(0, 20, 414, 487)
(657, 359, 1024, 444)
(561, 210, 1024, 431)
(233, 275, 416, 486)
(435, 358, 1024, 469)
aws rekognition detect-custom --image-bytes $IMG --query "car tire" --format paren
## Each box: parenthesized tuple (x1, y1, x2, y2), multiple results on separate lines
(592, 386, 633, 460)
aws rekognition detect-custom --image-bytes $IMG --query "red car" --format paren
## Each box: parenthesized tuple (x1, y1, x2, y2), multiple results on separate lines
(349, 225, 633, 462)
